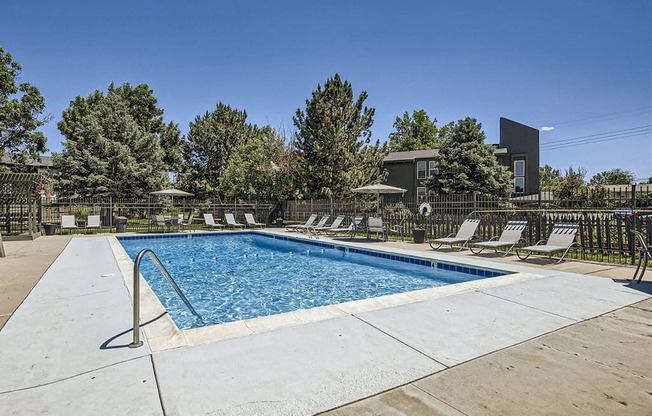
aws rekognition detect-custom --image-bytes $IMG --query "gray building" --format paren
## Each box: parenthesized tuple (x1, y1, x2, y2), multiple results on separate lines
(382, 118, 539, 199)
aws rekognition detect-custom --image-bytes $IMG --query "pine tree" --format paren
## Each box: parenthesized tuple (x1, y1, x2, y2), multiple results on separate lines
(54, 86, 168, 197)
(293, 74, 383, 199)
(426, 117, 511, 196)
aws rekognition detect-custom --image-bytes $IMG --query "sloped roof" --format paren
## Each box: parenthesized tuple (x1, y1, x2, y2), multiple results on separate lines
(0, 154, 53, 167)
(383, 149, 439, 163)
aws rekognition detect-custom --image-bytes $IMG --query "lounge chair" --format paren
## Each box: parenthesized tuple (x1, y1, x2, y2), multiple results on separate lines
(469, 220, 528, 256)
(180, 214, 194, 232)
(326, 216, 364, 236)
(150, 215, 169, 232)
(353, 217, 385, 240)
(314, 214, 345, 234)
(85, 215, 102, 230)
(224, 213, 246, 229)
(203, 213, 224, 230)
(244, 213, 266, 229)
(303, 214, 330, 234)
(61, 215, 78, 234)
(630, 230, 650, 283)
(429, 218, 481, 250)
(516, 223, 580, 263)
(286, 213, 318, 232)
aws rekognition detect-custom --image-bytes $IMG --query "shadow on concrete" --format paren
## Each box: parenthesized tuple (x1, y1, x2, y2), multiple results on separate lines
(100, 312, 167, 350)
(612, 279, 652, 296)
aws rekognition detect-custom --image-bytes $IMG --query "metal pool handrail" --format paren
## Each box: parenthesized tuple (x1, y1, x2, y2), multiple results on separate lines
(129, 248, 202, 348)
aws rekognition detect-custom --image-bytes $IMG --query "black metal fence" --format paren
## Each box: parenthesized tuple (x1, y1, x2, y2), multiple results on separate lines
(2, 197, 273, 234)
(2, 188, 651, 265)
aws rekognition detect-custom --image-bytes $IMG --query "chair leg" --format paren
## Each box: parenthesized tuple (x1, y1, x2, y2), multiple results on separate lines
(516, 249, 532, 260)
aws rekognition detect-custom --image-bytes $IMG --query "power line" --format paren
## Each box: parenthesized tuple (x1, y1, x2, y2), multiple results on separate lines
(540, 106, 652, 130)
(540, 125, 652, 147)
(541, 130, 651, 151)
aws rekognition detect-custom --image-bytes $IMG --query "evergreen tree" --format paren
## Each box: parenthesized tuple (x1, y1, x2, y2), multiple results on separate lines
(425, 117, 511, 196)
(0, 46, 48, 167)
(293, 74, 382, 199)
(177, 102, 252, 199)
(54, 86, 168, 197)
(387, 109, 438, 151)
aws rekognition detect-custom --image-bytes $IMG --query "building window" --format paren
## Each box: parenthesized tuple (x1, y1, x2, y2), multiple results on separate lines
(514, 159, 525, 193)
(417, 161, 426, 179)
(417, 187, 427, 200)
(428, 160, 438, 177)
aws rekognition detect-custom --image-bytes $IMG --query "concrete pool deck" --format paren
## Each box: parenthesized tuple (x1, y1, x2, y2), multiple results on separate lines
(0, 232, 651, 415)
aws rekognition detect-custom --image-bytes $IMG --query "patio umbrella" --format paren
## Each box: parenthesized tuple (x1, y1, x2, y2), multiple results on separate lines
(352, 183, 407, 214)
(149, 188, 194, 217)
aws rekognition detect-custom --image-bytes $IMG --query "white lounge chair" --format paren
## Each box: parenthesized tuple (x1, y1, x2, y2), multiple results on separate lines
(303, 214, 330, 233)
(516, 223, 580, 263)
(353, 217, 386, 240)
(224, 213, 246, 229)
(203, 213, 224, 230)
(61, 215, 78, 234)
(244, 213, 266, 229)
(286, 214, 318, 232)
(469, 220, 528, 256)
(429, 218, 481, 250)
(85, 215, 102, 230)
(326, 216, 364, 236)
(314, 214, 345, 234)
(180, 214, 194, 232)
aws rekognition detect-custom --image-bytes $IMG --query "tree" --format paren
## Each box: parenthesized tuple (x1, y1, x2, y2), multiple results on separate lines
(387, 109, 439, 151)
(589, 168, 635, 185)
(555, 166, 588, 205)
(540, 164, 562, 190)
(0, 46, 48, 167)
(108, 83, 183, 175)
(53, 85, 168, 197)
(220, 126, 298, 220)
(425, 117, 511, 196)
(177, 102, 252, 199)
(293, 74, 383, 199)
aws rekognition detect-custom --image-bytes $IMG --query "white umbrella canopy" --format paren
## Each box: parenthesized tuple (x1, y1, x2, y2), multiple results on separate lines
(352, 183, 407, 195)
(149, 188, 194, 217)
(149, 188, 194, 197)
(352, 183, 407, 214)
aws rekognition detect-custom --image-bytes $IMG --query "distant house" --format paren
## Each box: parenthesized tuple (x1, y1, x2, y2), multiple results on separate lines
(0, 154, 54, 173)
(383, 117, 540, 199)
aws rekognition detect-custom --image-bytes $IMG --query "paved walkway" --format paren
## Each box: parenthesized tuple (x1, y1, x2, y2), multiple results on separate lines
(0, 232, 650, 415)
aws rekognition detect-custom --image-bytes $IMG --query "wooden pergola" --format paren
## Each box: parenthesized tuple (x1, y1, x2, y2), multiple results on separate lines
(0, 172, 47, 256)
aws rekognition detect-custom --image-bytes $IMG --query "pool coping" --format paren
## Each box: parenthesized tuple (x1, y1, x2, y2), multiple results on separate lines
(108, 231, 551, 352)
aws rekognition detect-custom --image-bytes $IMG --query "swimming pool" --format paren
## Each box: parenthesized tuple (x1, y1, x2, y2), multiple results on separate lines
(118, 232, 508, 329)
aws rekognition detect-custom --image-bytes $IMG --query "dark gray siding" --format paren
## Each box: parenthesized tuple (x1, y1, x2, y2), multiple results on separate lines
(499, 117, 540, 194)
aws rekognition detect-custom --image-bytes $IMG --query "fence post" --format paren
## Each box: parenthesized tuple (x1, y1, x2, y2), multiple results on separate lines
(631, 184, 636, 210)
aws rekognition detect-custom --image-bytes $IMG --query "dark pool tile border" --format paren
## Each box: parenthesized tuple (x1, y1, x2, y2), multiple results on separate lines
(117, 231, 508, 278)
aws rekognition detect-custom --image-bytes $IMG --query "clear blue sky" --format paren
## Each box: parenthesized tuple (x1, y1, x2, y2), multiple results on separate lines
(2, 0, 651, 181)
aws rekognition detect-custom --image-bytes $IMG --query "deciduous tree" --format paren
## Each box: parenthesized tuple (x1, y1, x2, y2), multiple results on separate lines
(177, 102, 252, 199)
(220, 126, 298, 219)
(589, 168, 635, 185)
(0, 46, 48, 168)
(387, 109, 439, 151)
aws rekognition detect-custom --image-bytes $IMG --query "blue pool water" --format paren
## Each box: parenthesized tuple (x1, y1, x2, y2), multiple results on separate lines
(118, 233, 507, 329)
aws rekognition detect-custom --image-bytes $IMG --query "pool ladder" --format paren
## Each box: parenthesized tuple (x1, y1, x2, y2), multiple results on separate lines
(129, 248, 202, 348)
